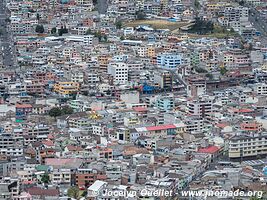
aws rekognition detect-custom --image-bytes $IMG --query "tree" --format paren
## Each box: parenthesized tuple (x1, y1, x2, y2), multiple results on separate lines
(61, 106, 73, 115)
(51, 27, 57, 34)
(230, 28, 235, 33)
(120, 36, 125, 40)
(103, 35, 108, 42)
(62, 26, 68, 34)
(94, 31, 102, 41)
(115, 20, 123, 29)
(136, 11, 146, 20)
(5, 18, 10, 23)
(206, 73, 213, 80)
(48, 107, 62, 118)
(195, 67, 208, 73)
(36, 13, 40, 21)
(220, 66, 228, 75)
(92, 0, 97, 5)
(86, 28, 92, 35)
(188, 17, 214, 35)
(239, 0, 245, 6)
(58, 26, 68, 36)
(35, 24, 44, 33)
(41, 173, 50, 184)
(81, 190, 87, 197)
(194, 0, 200, 9)
(67, 186, 80, 199)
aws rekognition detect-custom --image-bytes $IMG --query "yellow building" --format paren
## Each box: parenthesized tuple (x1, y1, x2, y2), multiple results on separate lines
(206, 3, 231, 12)
(147, 46, 156, 58)
(262, 63, 267, 72)
(98, 54, 111, 72)
(53, 82, 80, 95)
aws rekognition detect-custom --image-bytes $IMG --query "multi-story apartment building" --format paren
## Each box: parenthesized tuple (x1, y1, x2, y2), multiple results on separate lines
(24, 80, 44, 96)
(187, 96, 213, 119)
(0, 133, 15, 149)
(53, 82, 80, 96)
(228, 131, 267, 160)
(157, 53, 183, 69)
(50, 169, 71, 185)
(254, 83, 267, 95)
(223, 50, 251, 70)
(75, 168, 107, 188)
(154, 70, 173, 90)
(26, 124, 50, 140)
(107, 62, 128, 85)
(69, 71, 84, 83)
(16, 104, 32, 120)
(87, 72, 100, 84)
(156, 95, 174, 111)
(187, 76, 206, 97)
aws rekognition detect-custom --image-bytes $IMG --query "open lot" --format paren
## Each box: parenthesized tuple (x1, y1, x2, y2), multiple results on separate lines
(124, 20, 190, 31)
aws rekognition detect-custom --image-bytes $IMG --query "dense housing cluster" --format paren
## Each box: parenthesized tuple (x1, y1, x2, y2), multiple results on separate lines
(0, 0, 267, 199)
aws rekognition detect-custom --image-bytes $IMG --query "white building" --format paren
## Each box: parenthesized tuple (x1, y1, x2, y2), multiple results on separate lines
(228, 132, 267, 159)
(107, 62, 128, 84)
(187, 96, 214, 118)
(254, 83, 267, 95)
(51, 169, 71, 184)
(120, 91, 140, 104)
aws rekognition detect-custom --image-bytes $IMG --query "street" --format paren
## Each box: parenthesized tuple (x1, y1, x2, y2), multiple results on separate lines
(97, 0, 108, 14)
(0, 0, 16, 69)
(249, 8, 267, 37)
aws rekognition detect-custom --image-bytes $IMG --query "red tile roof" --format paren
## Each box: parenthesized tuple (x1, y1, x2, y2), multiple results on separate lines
(133, 107, 148, 112)
(26, 187, 59, 196)
(216, 123, 229, 128)
(42, 140, 54, 147)
(16, 104, 32, 108)
(66, 145, 83, 151)
(198, 146, 220, 154)
(146, 124, 176, 131)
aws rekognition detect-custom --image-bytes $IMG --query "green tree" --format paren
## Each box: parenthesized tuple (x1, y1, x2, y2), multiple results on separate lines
(62, 26, 68, 34)
(86, 28, 92, 35)
(239, 0, 245, 6)
(194, 0, 200, 9)
(92, 0, 97, 5)
(120, 35, 125, 40)
(67, 186, 80, 199)
(195, 67, 208, 73)
(188, 17, 214, 34)
(136, 11, 146, 20)
(94, 31, 102, 41)
(41, 173, 50, 184)
(103, 35, 108, 42)
(58, 26, 68, 36)
(48, 107, 62, 118)
(220, 66, 228, 75)
(206, 73, 213, 80)
(36, 13, 40, 21)
(81, 190, 87, 197)
(35, 24, 44, 33)
(51, 27, 57, 34)
(61, 106, 73, 115)
(115, 20, 123, 29)
(5, 18, 10, 23)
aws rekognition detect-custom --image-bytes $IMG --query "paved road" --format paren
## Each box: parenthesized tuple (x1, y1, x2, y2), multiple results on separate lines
(97, 0, 108, 14)
(0, 0, 16, 69)
(249, 9, 267, 37)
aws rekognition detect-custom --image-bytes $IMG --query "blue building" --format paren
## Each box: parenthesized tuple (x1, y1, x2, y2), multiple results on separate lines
(112, 54, 128, 62)
(156, 96, 174, 111)
(142, 84, 155, 94)
(157, 53, 183, 69)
